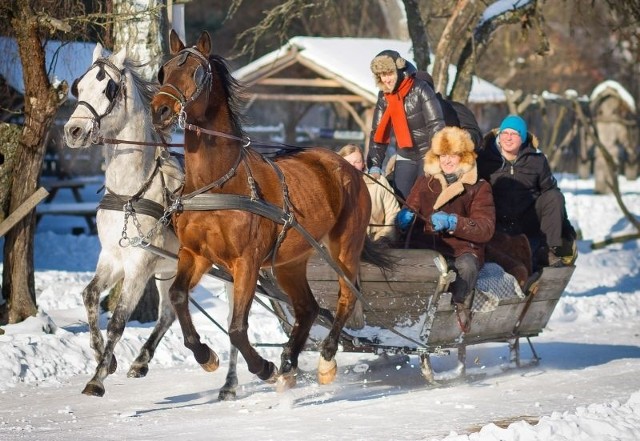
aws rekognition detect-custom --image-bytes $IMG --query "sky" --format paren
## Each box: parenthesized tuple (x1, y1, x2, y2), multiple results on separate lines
(0, 173, 640, 440)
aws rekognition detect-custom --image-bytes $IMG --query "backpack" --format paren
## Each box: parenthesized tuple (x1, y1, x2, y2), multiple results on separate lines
(415, 71, 483, 150)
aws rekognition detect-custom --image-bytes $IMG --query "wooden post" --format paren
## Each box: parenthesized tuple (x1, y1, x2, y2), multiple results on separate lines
(0, 187, 49, 238)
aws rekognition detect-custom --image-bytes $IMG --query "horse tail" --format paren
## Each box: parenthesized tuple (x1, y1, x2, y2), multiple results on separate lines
(360, 236, 397, 273)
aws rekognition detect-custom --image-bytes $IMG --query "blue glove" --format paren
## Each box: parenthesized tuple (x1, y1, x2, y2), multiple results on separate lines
(431, 211, 457, 232)
(396, 208, 415, 231)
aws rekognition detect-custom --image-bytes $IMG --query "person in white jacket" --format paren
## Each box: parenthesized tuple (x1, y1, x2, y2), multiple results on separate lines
(337, 144, 401, 244)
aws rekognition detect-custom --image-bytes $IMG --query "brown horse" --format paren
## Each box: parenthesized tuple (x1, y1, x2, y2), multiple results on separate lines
(150, 30, 392, 390)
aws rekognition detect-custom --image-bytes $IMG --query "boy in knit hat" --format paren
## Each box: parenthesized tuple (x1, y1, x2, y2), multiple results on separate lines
(367, 50, 445, 200)
(477, 115, 577, 271)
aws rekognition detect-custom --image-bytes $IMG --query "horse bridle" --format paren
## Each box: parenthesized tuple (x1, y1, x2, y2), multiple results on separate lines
(156, 47, 212, 128)
(71, 58, 125, 141)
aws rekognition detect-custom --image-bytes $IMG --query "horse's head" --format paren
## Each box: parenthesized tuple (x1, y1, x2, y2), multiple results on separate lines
(64, 44, 127, 148)
(151, 30, 213, 130)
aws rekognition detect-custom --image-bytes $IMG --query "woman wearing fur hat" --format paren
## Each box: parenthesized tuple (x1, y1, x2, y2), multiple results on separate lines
(396, 127, 495, 332)
(367, 50, 445, 200)
(477, 115, 577, 270)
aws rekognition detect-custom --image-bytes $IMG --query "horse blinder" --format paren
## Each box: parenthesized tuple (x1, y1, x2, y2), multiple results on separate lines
(193, 65, 205, 86)
(105, 79, 119, 101)
(157, 66, 165, 84)
(71, 77, 80, 98)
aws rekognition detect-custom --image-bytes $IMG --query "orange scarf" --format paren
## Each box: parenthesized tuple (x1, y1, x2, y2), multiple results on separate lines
(373, 77, 414, 148)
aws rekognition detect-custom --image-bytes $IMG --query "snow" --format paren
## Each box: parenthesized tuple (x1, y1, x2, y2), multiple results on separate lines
(481, 0, 534, 26)
(1, 174, 640, 440)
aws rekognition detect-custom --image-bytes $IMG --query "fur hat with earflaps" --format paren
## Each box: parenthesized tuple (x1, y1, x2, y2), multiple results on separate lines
(424, 126, 477, 176)
(370, 50, 407, 92)
(425, 127, 479, 210)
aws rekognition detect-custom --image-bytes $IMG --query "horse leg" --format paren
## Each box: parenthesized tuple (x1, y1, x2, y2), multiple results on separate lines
(82, 266, 120, 377)
(170, 249, 220, 372)
(318, 246, 362, 385)
(219, 344, 239, 400)
(128, 275, 176, 378)
(218, 281, 239, 401)
(82, 270, 150, 397)
(228, 261, 277, 383)
(273, 262, 319, 389)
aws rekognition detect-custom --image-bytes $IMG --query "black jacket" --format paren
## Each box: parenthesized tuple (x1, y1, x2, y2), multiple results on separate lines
(476, 131, 559, 224)
(367, 63, 445, 169)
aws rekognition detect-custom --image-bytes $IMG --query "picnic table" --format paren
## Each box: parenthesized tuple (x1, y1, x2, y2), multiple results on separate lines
(36, 177, 103, 234)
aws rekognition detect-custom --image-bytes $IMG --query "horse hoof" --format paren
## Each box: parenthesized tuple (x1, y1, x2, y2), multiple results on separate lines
(82, 381, 105, 397)
(218, 389, 237, 401)
(200, 349, 219, 372)
(317, 357, 337, 385)
(127, 364, 149, 378)
(108, 355, 118, 375)
(259, 361, 278, 383)
(276, 373, 297, 392)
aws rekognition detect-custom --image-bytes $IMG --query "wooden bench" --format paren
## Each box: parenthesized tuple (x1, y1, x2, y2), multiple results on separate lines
(40, 177, 103, 203)
(36, 202, 98, 234)
(37, 177, 103, 234)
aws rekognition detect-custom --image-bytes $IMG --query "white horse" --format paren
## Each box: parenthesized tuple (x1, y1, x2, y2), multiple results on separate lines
(64, 44, 242, 400)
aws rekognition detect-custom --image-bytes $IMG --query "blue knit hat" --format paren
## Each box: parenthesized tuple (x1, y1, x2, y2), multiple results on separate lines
(499, 115, 528, 141)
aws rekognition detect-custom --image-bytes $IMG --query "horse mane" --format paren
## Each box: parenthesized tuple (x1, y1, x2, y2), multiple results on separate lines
(209, 54, 247, 138)
(119, 57, 172, 142)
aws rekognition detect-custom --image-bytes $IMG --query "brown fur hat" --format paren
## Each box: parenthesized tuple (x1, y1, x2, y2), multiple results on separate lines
(370, 50, 407, 91)
(424, 126, 477, 176)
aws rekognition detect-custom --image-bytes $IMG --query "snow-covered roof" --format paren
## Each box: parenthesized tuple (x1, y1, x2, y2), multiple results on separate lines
(233, 37, 506, 104)
(0, 37, 97, 97)
(590, 79, 637, 114)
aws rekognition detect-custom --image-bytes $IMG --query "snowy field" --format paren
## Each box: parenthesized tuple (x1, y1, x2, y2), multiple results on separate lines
(0, 174, 640, 440)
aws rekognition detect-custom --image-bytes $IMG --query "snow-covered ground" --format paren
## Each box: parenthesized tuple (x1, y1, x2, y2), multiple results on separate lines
(1, 174, 640, 441)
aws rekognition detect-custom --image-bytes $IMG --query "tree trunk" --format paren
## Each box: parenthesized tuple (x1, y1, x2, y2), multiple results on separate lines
(0, 123, 20, 224)
(450, 0, 539, 103)
(377, 0, 410, 40)
(431, 0, 477, 97)
(2, 2, 67, 324)
(402, 0, 431, 70)
(113, 0, 166, 79)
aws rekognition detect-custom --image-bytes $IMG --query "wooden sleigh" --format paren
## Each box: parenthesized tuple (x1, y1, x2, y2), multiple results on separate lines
(261, 248, 575, 383)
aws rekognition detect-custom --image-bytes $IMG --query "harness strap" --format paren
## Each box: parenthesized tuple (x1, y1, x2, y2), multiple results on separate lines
(99, 193, 166, 220)
(181, 148, 245, 199)
(180, 193, 372, 310)
(104, 158, 162, 204)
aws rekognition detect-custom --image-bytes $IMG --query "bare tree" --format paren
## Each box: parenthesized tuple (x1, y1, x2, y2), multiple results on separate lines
(1, 1, 71, 324)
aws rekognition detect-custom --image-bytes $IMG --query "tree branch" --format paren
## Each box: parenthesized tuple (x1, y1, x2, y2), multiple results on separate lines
(571, 97, 640, 246)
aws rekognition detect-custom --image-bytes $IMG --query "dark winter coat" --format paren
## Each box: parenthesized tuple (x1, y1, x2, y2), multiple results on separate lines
(406, 165, 495, 265)
(367, 63, 445, 169)
(476, 131, 559, 228)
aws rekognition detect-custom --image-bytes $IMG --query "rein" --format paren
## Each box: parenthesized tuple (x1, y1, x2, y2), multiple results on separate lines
(97, 137, 185, 148)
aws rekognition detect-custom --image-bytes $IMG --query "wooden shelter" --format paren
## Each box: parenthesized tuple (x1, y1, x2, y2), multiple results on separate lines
(233, 37, 506, 148)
